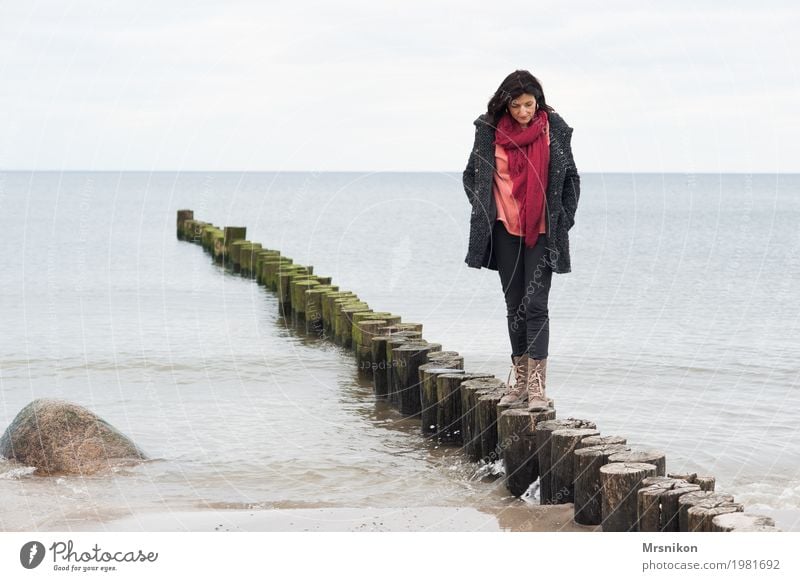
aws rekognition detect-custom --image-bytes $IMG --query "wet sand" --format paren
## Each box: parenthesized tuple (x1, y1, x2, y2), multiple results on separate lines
(68, 504, 600, 532)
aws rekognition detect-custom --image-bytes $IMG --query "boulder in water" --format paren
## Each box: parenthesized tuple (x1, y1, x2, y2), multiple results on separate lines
(0, 399, 147, 476)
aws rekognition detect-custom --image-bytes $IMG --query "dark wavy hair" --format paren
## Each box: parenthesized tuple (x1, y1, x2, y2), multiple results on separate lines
(486, 70, 554, 127)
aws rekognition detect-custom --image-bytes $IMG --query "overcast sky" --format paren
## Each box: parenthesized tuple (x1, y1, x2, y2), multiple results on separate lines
(1, 0, 797, 172)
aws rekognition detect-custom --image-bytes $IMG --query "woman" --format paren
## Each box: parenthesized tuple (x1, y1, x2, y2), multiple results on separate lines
(462, 70, 580, 412)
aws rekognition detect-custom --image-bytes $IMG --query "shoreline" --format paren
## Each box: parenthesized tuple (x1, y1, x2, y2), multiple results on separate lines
(64, 504, 599, 533)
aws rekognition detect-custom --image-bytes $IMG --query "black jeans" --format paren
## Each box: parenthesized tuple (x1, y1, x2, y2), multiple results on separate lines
(491, 220, 553, 362)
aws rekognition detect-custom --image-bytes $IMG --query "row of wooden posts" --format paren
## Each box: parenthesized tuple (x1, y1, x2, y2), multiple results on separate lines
(176, 209, 780, 533)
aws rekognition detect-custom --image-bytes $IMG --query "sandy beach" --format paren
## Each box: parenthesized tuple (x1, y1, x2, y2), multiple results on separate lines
(66, 504, 599, 533)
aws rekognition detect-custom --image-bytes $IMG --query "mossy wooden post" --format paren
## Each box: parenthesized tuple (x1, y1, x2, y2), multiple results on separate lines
(305, 286, 340, 335)
(255, 250, 280, 284)
(229, 240, 249, 273)
(277, 267, 312, 316)
(436, 372, 492, 443)
(573, 443, 632, 525)
(385, 334, 415, 405)
(322, 292, 356, 336)
(354, 317, 397, 373)
(352, 313, 397, 366)
(460, 378, 503, 462)
(239, 243, 263, 277)
(418, 367, 463, 435)
(677, 491, 737, 532)
(534, 418, 597, 505)
(212, 231, 226, 263)
(607, 449, 667, 477)
(599, 462, 658, 531)
(264, 258, 294, 290)
(498, 408, 554, 497)
(202, 225, 220, 253)
(223, 227, 246, 267)
(190, 220, 209, 243)
(337, 303, 372, 348)
(637, 477, 702, 532)
(711, 513, 780, 532)
(550, 428, 601, 504)
(291, 279, 321, 321)
(177, 210, 194, 239)
(419, 351, 464, 428)
(392, 342, 442, 416)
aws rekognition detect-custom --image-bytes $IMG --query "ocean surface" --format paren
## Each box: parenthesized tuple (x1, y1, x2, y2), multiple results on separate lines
(0, 171, 798, 531)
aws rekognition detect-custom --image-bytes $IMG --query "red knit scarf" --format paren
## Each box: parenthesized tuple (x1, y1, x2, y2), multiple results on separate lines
(493, 108, 550, 247)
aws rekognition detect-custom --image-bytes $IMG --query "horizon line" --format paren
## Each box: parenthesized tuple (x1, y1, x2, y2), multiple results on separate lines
(2, 169, 798, 175)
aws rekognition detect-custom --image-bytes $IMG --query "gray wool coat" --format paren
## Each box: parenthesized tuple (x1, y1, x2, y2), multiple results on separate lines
(461, 110, 580, 274)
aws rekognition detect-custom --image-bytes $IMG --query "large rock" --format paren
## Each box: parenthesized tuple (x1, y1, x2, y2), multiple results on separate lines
(0, 399, 147, 476)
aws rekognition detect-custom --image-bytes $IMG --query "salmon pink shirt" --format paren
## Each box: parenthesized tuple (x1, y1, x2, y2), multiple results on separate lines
(493, 143, 547, 237)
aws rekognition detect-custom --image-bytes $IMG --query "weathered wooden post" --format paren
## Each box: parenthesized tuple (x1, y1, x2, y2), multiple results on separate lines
(418, 359, 462, 435)
(637, 477, 702, 532)
(534, 418, 597, 505)
(599, 462, 658, 531)
(550, 427, 601, 504)
(223, 227, 246, 266)
(574, 443, 631, 525)
(177, 210, 194, 239)
(577, 435, 627, 449)
(382, 331, 422, 406)
(607, 449, 666, 477)
(354, 316, 400, 372)
(392, 341, 442, 416)
(460, 378, 504, 462)
(499, 408, 555, 497)
(436, 372, 492, 443)
(677, 491, 739, 532)
(711, 513, 780, 532)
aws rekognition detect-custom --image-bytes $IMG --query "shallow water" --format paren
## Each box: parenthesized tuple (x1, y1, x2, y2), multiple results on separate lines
(1, 171, 798, 531)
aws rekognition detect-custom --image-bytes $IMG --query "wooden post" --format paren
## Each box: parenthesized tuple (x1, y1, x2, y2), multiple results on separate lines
(688, 502, 743, 532)
(475, 386, 506, 463)
(534, 419, 597, 505)
(460, 378, 502, 462)
(577, 435, 627, 449)
(500, 408, 554, 497)
(436, 372, 491, 443)
(354, 319, 390, 372)
(550, 427, 601, 504)
(599, 462, 658, 531)
(677, 491, 736, 532)
(573, 443, 631, 525)
(418, 363, 462, 436)
(420, 368, 464, 435)
(678, 490, 741, 533)
(392, 341, 442, 416)
(608, 449, 667, 477)
(222, 226, 246, 265)
(177, 210, 194, 239)
(711, 513, 780, 532)
(304, 286, 340, 335)
(637, 477, 702, 532)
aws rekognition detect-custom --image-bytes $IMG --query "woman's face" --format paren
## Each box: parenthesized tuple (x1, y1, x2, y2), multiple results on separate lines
(508, 93, 537, 127)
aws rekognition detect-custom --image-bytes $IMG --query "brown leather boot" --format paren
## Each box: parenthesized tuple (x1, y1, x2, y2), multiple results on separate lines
(526, 357, 549, 412)
(499, 354, 528, 406)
